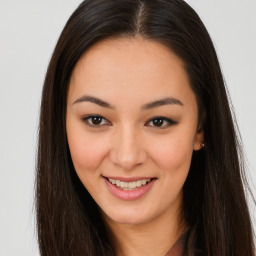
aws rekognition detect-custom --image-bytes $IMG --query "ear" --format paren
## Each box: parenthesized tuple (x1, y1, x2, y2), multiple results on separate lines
(193, 126, 204, 151)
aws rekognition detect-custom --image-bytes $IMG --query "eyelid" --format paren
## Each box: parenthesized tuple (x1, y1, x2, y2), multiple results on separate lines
(145, 116, 177, 128)
(81, 114, 112, 127)
(81, 115, 177, 129)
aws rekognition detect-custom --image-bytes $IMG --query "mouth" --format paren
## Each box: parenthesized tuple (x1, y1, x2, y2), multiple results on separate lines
(103, 176, 157, 200)
(105, 177, 155, 190)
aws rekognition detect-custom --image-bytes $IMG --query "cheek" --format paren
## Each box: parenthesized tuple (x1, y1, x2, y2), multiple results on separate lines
(148, 135, 194, 204)
(67, 129, 109, 174)
(148, 133, 194, 174)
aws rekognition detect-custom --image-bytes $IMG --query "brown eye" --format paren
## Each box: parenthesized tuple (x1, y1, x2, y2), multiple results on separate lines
(146, 116, 177, 128)
(91, 116, 103, 125)
(82, 115, 111, 127)
(152, 118, 164, 127)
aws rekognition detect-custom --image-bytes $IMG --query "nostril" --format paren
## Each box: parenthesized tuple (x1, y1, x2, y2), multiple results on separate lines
(109, 146, 148, 170)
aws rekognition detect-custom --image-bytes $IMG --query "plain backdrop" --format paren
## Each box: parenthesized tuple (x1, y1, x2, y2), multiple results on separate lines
(0, 1, 255, 255)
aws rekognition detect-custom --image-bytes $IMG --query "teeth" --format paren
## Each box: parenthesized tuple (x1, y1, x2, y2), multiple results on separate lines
(120, 181, 126, 187)
(108, 178, 151, 190)
(109, 178, 116, 185)
(141, 179, 147, 185)
(136, 180, 142, 187)
(130, 181, 137, 189)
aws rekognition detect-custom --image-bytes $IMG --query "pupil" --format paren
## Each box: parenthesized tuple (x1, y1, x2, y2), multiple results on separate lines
(153, 118, 163, 126)
(92, 116, 102, 125)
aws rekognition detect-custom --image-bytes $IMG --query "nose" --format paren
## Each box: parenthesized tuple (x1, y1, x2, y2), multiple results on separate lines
(109, 125, 147, 170)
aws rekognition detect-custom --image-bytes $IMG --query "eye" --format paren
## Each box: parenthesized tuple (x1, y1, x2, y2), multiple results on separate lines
(146, 116, 177, 128)
(82, 115, 111, 127)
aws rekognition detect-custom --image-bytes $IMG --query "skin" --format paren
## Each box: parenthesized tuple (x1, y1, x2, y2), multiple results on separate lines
(66, 37, 204, 256)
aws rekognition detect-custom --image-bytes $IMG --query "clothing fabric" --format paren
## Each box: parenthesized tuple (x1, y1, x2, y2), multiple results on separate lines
(165, 231, 205, 256)
(165, 232, 187, 256)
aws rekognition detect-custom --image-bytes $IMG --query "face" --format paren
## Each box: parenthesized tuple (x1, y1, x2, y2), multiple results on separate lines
(66, 38, 203, 227)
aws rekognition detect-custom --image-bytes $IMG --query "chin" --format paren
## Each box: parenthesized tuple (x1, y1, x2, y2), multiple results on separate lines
(102, 206, 157, 226)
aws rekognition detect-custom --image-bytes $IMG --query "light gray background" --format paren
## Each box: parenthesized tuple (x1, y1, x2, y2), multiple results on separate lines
(0, 1, 255, 255)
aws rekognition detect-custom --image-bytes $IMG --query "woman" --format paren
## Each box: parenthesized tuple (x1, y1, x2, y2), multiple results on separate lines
(36, 0, 255, 255)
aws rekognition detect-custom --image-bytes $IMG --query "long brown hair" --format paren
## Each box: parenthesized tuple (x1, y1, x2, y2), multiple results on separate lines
(36, 0, 255, 255)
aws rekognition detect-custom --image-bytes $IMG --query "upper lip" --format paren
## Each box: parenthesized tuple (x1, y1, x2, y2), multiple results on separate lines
(103, 176, 156, 182)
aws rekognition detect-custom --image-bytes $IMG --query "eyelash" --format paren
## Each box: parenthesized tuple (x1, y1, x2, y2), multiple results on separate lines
(146, 116, 177, 128)
(81, 115, 177, 128)
(82, 115, 111, 127)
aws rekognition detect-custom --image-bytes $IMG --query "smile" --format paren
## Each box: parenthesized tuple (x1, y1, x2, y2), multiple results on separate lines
(103, 176, 157, 200)
(107, 178, 152, 190)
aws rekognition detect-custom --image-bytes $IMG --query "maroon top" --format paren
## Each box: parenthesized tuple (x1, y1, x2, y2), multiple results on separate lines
(165, 232, 187, 256)
(165, 232, 206, 256)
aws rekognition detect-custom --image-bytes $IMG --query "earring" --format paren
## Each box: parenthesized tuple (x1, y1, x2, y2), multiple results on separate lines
(200, 143, 205, 148)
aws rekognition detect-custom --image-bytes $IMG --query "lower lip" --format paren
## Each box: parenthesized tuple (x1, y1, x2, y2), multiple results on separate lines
(104, 178, 156, 201)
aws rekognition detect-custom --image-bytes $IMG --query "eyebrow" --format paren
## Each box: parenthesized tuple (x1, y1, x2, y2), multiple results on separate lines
(141, 97, 183, 110)
(73, 95, 114, 108)
(73, 95, 183, 109)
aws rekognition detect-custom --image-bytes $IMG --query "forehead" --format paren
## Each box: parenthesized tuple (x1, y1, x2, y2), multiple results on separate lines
(72, 37, 185, 82)
(68, 37, 196, 108)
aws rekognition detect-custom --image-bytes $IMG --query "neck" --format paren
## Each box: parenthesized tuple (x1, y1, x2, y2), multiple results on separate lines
(102, 202, 187, 256)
